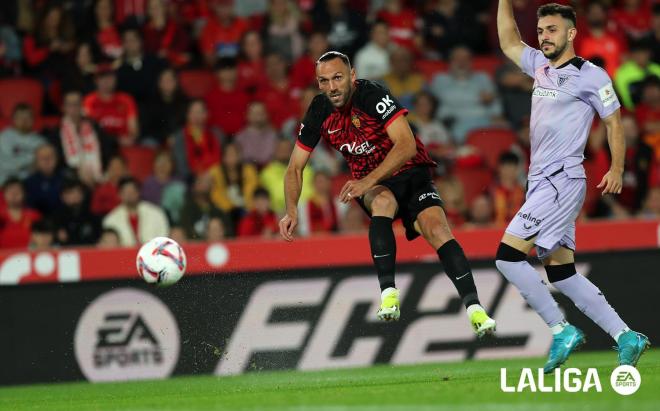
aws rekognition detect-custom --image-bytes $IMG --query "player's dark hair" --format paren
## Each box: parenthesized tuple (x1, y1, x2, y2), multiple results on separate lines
(316, 51, 351, 70)
(31, 219, 54, 234)
(214, 57, 237, 72)
(13, 102, 33, 116)
(254, 187, 270, 199)
(537, 3, 577, 27)
(498, 151, 520, 166)
(2, 176, 23, 191)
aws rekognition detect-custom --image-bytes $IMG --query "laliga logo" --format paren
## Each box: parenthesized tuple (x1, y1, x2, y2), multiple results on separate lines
(501, 368, 602, 393)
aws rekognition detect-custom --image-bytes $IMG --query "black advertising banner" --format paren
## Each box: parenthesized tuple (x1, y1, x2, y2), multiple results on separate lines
(1, 249, 658, 386)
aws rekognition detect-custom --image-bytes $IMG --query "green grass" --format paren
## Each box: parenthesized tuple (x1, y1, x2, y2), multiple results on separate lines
(1, 350, 659, 411)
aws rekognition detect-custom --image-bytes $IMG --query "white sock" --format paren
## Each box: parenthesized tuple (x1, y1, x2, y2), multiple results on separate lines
(381, 287, 397, 299)
(466, 304, 484, 317)
(550, 320, 568, 335)
(613, 327, 631, 343)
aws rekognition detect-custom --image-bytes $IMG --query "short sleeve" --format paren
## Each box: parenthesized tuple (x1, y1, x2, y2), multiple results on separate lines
(520, 46, 547, 77)
(582, 66, 621, 119)
(296, 95, 326, 152)
(359, 82, 408, 128)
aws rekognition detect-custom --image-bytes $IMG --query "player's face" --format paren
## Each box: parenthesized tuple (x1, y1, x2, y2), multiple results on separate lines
(537, 15, 576, 61)
(316, 58, 356, 108)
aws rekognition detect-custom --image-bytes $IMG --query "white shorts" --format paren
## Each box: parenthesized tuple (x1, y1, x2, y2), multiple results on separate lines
(505, 170, 586, 260)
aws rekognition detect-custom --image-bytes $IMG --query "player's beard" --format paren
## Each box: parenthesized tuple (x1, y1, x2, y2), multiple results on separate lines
(541, 39, 568, 60)
(328, 84, 353, 108)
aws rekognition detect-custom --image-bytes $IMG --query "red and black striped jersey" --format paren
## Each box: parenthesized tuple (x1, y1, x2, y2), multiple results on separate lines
(296, 79, 436, 179)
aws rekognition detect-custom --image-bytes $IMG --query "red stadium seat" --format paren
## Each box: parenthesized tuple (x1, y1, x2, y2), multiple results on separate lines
(34, 115, 61, 132)
(178, 70, 216, 98)
(120, 146, 157, 182)
(465, 127, 517, 170)
(453, 167, 493, 206)
(0, 77, 43, 119)
(415, 60, 449, 81)
(472, 55, 503, 79)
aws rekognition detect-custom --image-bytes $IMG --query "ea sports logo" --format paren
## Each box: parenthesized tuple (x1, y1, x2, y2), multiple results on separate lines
(74, 288, 180, 382)
(610, 365, 641, 395)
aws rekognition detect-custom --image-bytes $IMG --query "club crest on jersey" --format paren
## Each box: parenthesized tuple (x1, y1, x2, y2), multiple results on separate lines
(558, 75, 569, 87)
(352, 114, 360, 128)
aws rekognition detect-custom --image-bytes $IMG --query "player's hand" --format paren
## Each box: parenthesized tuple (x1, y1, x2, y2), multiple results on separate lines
(596, 169, 623, 196)
(339, 177, 375, 203)
(279, 213, 298, 242)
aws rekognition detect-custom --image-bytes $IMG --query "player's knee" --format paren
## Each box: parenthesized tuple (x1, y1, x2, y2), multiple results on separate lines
(370, 192, 397, 215)
(544, 263, 577, 283)
(419, 217, 452, 245)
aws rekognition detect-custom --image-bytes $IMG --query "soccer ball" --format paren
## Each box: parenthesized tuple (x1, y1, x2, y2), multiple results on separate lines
(136, 237, 187, 286)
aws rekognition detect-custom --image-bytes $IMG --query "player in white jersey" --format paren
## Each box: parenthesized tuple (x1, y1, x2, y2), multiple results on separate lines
(496, 1, 649, 372)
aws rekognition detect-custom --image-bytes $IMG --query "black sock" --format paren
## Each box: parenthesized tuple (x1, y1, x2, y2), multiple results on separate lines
(369, 216, 396, 291)
(437, 239, 480, 307)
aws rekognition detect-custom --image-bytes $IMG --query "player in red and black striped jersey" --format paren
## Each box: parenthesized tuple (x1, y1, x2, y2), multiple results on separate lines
(279, 51, 496, 334)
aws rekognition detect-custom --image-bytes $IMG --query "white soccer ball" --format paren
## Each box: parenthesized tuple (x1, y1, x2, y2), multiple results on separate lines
(136, 237, 187, 286)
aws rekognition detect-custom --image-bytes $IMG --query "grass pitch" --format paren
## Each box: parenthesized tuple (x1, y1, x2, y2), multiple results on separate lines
(1, 349, 658, 411)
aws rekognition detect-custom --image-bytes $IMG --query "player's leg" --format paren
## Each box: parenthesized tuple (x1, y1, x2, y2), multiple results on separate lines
(363, 186, 400, 321)
(544, 246, 650, 366)
(413, 206, 496, 337)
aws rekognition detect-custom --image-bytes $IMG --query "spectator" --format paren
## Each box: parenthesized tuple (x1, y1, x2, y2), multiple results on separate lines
(198, 0, 249, 66)
(262, 0, 304, 63)
(430, 45, 503, 143)
(91, 155, 127, 215)
(209, 142, 258, 218)
(237, 187, 278, 237)
(114, 0, 148, 25)
(24, 144, 69, 215)
(610, 0, 652, 39)
(22, 4, 76, 77)
(58, 91, 117, 186)
(97, 227, 120, 248)
(0, 104, 45, 185)
(52, 179, 100, 246)
(311, 0, 367, 58)
(29, 219, 55, 250)
(254, 52, 300, 132)
(168, 225, 187, 244)
(180, 173, 231, 240)
(290, 31, 329, 92)
(141, 68, 189, 147)
(463, 193, 494, 229)
(260, 138, 314, 214)
(619, 114, 654, 212)
(234, 101, 279, 167)
(408, 91, 452, 155)
(496, 60, 534, 129)
(60, 43, 97, 94)
(435, 174, 466, 228)
(102, 176, 169, 246)
(376, 0, 417, 51)
(116, 28, 165, 104)
(173, 99, 222, 178)
(83, 64, 140, 146)
(635, 76, 660, 143)
(614, 38, 660, 110)
(237, 30, 266, 95)
(575, 1, 626, 78)
(338, 203, 368, 234)
(638, 185, 660, 219)
(205, 58, 250, 136)
(142, 0, 191, 68)
(423, 0, 487, 59)
(298, 171, 339, 235)
(0, 13, 22, 76)
(491, 151, 525, 226)
(645, 3, 660, 63)
(141, 150, 186, 209)
(206, 216, 226, 242)
(0, 178, 41, 249)
(354, 20, 391, 81)
(89, 0, 123, 59)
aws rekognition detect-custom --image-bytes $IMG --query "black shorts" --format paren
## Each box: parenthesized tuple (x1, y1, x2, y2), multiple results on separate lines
(356, 166, 443, 241)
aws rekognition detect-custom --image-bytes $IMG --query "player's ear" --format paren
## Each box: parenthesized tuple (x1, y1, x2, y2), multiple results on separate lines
(568, 27, 577, 42)
(350, 67, 356, 82)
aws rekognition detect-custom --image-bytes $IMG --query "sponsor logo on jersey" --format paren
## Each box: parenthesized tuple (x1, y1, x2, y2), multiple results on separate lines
(532, 87, 558, 99)
(339, 141, 375, 155)
(376, 95, 397, 119)
(418, 192, 440, 202)
(598, 83, 616, 107)
(517, 211, 542, 228)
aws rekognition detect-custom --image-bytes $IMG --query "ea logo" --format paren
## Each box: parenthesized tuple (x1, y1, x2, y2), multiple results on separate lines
(610, 365, 641, 395)
(376, 95, 394, 114)
(74, 288, 180, 382)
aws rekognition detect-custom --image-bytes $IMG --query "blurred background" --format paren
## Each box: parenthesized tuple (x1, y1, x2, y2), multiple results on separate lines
(0, 0, 657, 250)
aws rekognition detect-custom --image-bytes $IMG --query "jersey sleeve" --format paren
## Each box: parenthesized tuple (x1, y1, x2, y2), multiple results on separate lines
(360, 82, 408, 129)
(520, 46, 547, 77)
(581, 66, 621, 119)
(296, 95, 326, 152)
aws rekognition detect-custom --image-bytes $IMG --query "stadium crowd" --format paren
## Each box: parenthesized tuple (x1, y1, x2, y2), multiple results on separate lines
(0, 0, 659, 250)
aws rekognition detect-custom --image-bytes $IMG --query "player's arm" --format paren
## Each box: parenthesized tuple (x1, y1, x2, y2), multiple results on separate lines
(597, 109, 624, 195)
(339, 115, 416, 202)
(280, 145, 312, 241)
(497, 0, 527, 68)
